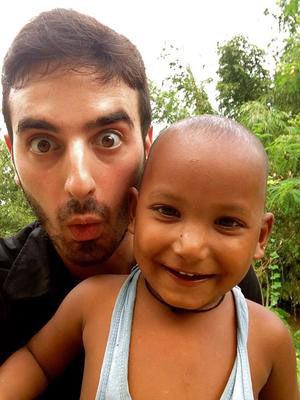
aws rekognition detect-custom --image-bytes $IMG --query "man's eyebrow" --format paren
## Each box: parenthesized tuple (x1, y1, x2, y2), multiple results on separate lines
(16, 111, 134, 135)
(85, 111, 134, 130)
(16, 118, 58, 135)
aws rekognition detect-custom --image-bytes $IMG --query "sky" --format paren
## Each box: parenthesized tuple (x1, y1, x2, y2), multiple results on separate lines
(0, 0, 280, 134)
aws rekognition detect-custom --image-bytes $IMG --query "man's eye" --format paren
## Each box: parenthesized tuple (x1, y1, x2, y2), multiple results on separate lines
(29, 137, 59, 154)
(215, 217, 244, 229)
(153, 205, 181, 219)
(95, 132, 121, 149)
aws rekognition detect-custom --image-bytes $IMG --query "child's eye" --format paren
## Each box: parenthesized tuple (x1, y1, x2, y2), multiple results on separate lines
(152, 205, 181, 219)
(215, 217, 244, 229)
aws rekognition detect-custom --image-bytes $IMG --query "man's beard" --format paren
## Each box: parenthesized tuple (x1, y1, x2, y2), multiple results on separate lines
(15, 150, 145, 269)
(23, 192, 129, 269)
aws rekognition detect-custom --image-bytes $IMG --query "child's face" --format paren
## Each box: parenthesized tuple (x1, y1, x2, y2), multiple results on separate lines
(131, 129, 273, 310)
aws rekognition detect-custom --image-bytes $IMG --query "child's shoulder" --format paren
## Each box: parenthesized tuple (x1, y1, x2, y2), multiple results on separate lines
(246, 301, 299, 398)
(247, 300, 289, 336)
(63, 273, 129, 319)
(247, 300, 287, 331)
(246, 299, 294, 353)
(75, 273, 128, 301)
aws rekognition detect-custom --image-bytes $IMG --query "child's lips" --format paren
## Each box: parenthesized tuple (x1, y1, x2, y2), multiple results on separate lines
(162, 264, 216, 282)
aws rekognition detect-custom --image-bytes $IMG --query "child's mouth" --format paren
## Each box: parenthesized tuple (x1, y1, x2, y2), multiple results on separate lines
(162, 265, 215, 281)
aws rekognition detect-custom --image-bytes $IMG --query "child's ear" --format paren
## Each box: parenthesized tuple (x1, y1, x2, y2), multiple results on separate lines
(253, 212, 274, 260)
(128, 187, 138, 234)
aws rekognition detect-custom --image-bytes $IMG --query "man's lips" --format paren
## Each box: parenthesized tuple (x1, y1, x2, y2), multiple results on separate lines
(67, 216, 104, 242)
(162, 264, 216, 282)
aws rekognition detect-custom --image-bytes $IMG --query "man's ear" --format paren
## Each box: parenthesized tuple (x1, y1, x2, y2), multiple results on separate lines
(144, 126, 153, 158)
(253, 212, 274, 260)
(4, 133, 20, 186)
(4, 134, 12, 154)
(128, 187, 138, 234)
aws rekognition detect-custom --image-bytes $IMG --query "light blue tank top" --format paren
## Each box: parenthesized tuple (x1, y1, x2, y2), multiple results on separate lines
(95, 268, 254, 400)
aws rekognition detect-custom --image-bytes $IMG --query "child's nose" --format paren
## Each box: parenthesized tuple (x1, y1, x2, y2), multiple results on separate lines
(172, 225, 210, 262)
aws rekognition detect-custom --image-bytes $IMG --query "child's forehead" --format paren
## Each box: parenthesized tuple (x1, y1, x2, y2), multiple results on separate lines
(143, 127, 267, 209)
(152, 126, 254, 163)
(146, 125, 267, 189)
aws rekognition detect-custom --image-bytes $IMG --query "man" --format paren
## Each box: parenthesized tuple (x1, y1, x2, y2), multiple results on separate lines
(0, 8, 262, 399)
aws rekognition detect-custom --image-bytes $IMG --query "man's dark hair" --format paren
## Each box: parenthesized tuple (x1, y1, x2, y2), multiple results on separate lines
(2, 8, 151, 140)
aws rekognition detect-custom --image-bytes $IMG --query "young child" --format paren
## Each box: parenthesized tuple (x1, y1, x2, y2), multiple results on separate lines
(0, 115, 298, 399)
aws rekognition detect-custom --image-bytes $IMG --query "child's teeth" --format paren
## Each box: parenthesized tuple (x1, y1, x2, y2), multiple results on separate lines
(179, 271, 195, 277)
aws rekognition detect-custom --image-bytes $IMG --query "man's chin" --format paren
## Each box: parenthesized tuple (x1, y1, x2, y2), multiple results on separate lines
(51, 231, 125, 269)
(56, 240, 110, 267)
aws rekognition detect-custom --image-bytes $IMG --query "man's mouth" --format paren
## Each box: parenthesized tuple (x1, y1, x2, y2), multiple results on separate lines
(67, 216, 104, 242)
(162, 264, 215, 282)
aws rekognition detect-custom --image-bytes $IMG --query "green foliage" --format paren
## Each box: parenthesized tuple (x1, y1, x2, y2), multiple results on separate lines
(238, 101, 290, 145)
(274, 32, 300, 114)
(278, 0, 300, 34)
(268, 135, 300, 178)
(256, 244, 284, 308)
(0, 139, 34, 237)
(272, 0, 300, 114)
(216, 35, 271, 118)
(150, 46, 213, 127)
(268, 177, 300, 215)
(240, 100, 300, 314)
(268, 249, 282, 307)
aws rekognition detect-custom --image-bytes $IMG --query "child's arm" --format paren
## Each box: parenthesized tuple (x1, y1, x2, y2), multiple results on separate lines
(0, 278, 89, 398)
(255, 308, 300, 400)
(0, 346, 49, 398)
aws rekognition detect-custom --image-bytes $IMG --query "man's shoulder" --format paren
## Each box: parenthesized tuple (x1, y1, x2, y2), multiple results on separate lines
(0, 222, 41, 267)
(0, 222, 45, 289)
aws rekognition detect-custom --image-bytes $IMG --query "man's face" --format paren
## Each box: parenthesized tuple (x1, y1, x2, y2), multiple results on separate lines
(8, 69, 147, 272)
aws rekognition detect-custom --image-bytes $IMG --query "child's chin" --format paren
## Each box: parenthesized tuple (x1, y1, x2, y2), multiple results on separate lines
(162, 293, 225, 313)
(161, 295, 206, 312)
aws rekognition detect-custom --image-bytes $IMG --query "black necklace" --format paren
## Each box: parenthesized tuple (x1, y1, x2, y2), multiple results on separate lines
(145, 280, 225, 314)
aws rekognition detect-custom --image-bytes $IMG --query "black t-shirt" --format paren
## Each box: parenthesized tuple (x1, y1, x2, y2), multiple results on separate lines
(0, 222, 83, 399)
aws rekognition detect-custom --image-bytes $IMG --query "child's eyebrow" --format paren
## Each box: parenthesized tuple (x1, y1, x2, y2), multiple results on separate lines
(215, 203, 250, 215)
(147, 191, 179, 202)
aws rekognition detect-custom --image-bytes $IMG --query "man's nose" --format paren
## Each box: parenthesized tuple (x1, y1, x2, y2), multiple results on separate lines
(64, 140, 96, 199)
(172, 225, 210, 262)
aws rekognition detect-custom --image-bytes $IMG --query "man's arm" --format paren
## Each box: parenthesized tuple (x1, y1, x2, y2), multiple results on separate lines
(0, 279, 86, 398)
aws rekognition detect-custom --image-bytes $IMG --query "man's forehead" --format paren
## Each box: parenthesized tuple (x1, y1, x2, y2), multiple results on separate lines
(9, 63, 115, 88)
(8, 69, 141, 131)
(9, 66, 134, 96)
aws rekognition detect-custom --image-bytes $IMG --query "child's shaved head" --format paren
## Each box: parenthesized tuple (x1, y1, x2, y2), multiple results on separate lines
(145, 115, 268, 200)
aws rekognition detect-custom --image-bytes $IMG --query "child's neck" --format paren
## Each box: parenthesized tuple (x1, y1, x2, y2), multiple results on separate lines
(144, 278, 226, 314)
